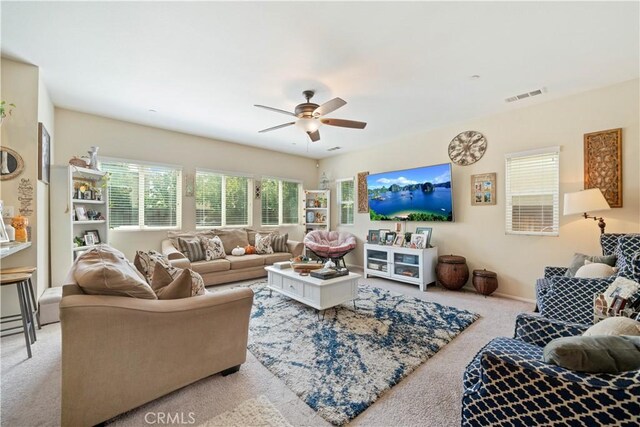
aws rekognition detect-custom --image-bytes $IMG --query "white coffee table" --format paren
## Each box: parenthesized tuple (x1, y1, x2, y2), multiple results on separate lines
(264, 266, 361, 312)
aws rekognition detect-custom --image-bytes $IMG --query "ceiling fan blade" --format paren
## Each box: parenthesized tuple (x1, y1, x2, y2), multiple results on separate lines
(254, 104, 296, 117)
(258, 122, 295, 133)
(307, 130, 320, 142)
(313, 97, 346, 116)
(320, 118, 367, 129)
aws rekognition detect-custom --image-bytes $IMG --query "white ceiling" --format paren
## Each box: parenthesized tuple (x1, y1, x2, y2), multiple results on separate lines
(2, 2, 638, 159)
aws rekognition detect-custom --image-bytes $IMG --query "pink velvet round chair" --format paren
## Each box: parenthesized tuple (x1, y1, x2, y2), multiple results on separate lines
(303, 230, 357, 268)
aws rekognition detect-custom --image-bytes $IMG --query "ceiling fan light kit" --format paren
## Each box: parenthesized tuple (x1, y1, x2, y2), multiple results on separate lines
(255, 90, 366, 142)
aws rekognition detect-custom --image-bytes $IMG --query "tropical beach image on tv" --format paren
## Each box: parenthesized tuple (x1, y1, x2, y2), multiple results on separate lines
(367, 163, 453, 222)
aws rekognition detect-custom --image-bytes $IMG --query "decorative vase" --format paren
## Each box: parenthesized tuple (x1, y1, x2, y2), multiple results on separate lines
(88, 146, 99, 170)
(12, 215, 28, 242)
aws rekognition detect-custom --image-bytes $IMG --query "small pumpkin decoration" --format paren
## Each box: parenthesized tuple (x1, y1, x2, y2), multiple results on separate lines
(244, 245, 256, 255)
(231, 246, 245, 256)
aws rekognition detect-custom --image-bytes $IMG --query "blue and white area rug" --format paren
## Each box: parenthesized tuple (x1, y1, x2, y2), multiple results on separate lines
(247, 282, 479, 425)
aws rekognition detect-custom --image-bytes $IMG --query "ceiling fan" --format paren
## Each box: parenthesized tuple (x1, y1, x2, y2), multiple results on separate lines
(254, 90, 367, 142)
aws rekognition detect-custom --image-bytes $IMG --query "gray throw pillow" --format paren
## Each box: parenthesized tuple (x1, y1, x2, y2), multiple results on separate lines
(544, 335, 640, 374)
(564, 253, 617, 277)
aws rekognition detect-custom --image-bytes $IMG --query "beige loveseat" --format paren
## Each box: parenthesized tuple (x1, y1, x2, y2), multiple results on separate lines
(161, 228, 304, 286)
(60, 284, 254, 426)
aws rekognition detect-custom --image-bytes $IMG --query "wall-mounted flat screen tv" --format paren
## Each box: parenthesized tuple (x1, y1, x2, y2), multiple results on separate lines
(367, 163, 453, 222)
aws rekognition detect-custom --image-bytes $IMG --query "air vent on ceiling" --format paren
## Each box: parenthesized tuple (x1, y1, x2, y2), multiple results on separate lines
(505, 88, 546, 103)
(327, 146, 341, 152)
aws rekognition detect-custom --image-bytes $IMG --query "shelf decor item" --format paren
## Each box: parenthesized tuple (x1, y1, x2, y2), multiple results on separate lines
(584, 128, 622, 207)
(471, 173, 496, 206)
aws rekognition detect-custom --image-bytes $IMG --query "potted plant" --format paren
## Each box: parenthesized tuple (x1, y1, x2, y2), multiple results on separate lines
(0, 101, 16, 125)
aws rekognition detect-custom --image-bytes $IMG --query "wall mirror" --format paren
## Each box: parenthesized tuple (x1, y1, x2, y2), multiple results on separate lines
(0, 147, 25, 180)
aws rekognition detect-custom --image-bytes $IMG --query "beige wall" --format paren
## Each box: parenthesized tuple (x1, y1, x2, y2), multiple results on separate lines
(319, 79, 640, 301)
(52, 109, 318, 284)
(1, 58, 54, 315)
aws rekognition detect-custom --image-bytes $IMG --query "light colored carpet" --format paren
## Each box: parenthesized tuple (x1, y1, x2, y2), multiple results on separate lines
(248, 283, 479, 425)
(200, 395, 292, 427)
(0, 271, 533, 427)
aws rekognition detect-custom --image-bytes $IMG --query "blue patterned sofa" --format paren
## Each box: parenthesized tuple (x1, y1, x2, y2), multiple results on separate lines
(462, 313, 640, 426)
(536, 233, 640, 325)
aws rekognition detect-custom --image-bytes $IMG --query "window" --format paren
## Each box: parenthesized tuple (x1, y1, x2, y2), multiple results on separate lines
(505, 147, 560, 236)
(261, 178, 300, 226)
(101, 160, 182, 229)
(337, 178, 355, 225)
(195, 170, 252, 227)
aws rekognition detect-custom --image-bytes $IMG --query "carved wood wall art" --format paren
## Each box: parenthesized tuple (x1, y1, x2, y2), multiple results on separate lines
(584, 128, 622, 208)
(357, 171, 369, 213)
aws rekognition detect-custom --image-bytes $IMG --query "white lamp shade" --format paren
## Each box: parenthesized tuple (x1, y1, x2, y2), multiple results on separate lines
(563, 188, 611, 216)
(296, 118, 321, 133)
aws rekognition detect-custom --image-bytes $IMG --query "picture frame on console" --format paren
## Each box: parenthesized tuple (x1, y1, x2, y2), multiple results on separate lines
(393, 234, 405, 247)
(415, 227, 433, 248)
(368, 229, 380, 244)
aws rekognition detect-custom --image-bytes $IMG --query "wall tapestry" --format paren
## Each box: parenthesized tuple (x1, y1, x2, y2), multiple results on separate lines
(18, 178, 34, 216)
(357, 171, 369, 213)
(584, 128, 622, 207)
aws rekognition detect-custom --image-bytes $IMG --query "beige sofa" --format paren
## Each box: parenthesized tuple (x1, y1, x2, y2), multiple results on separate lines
(60, 284, 254, 427)
(161, 228, 304, 286)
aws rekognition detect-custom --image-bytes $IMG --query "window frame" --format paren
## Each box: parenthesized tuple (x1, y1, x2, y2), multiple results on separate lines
(260, 176, 302, 227)
(195, 168, 254, 229)
(100, 157, 183, 231)
(504, 146, 560, 236)
(336, 177, 355, 226)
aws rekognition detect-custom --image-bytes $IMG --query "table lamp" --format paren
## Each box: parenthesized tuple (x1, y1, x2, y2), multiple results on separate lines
(563, 188, 611, 234)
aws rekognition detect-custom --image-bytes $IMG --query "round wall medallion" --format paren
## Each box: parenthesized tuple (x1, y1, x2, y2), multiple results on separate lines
(448, 131, 487, 166)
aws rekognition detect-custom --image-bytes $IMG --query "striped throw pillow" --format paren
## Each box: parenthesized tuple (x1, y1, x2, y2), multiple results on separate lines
(271, 233, 288, 253)
(178, 237, 206, 262)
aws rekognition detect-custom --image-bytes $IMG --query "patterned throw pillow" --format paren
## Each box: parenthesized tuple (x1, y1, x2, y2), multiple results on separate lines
(134, 250, 171, 284)
(255, 233, 274, 254)
(271, 233, 288, 253)
(177, 236, 206, 262)
(199, 235, 226, 261)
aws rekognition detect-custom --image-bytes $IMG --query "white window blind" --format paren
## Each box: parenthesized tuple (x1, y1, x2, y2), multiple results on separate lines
(195, 170, 252, 227)
(101, 160, 182, 229)
(337, 178, 355, 225)
(261, 178, 300, 226)
(505, 147, 560, 236)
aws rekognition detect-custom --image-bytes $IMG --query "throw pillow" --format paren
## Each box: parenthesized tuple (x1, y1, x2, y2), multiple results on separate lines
(543, 335, 640, 374)
(134, 250, 171, 284)
(583, 317, 640, 337)
(151, 263, 192, 300)
(199, 235, 226, 261)
(271, 233, 288, 253)
(564, 253, 617, 277)
(255, 233, 274, 254)
(177, 236, 206, 262)
(575, 261, 618, 278)
(72, 245, 157, 299)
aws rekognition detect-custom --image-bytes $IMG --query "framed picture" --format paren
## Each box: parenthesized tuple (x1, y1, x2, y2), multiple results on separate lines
(471, 173, 496, 206)
(368, 229, 380, 244)
(38, 123, 51, 184)
(385, 232, 396, 245)
(393, 234, 405, 247)
(75, 206, 87, 221)
(415, 227, 433, 248)
(85, 230, 101, 244)
(584, 128, 622, 207)
(410, 233, 426, 249)
(83, 233, 95, 246)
